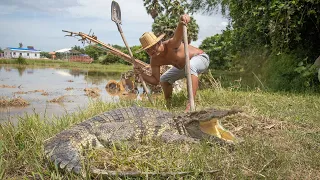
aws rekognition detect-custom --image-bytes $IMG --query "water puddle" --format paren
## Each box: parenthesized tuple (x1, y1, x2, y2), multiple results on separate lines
(0, 65, 143, 124)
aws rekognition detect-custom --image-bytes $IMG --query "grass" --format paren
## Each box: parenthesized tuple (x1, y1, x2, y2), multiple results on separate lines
(0, 58, 132, 72)
(0, 85, 319, 179)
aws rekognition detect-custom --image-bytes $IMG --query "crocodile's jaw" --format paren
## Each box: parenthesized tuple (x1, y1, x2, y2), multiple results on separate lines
(199, 118, 236, 142)
(185, 118, 236, 142)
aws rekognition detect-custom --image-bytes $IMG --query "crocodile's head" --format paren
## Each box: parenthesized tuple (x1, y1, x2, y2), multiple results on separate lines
(181, 108, 242, 142)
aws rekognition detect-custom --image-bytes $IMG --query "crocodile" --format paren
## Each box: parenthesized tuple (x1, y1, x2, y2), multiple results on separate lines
(44, 106, 241, 176)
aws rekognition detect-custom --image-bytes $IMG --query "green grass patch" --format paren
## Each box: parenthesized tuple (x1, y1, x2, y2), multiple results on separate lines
(0, 89, 319, 179)
(0, 59, 132, 72)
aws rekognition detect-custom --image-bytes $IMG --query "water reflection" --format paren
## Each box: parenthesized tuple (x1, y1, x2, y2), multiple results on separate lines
(0, 65, 137, 125)
(85, 71, 122, 85)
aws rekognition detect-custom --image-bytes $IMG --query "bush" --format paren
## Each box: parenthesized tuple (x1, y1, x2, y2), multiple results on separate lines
(16, 56, 27, 65)
(263, 53, 319, 92)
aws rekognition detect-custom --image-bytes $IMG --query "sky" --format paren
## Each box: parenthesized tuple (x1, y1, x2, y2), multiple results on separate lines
(0, 0, 228, 52)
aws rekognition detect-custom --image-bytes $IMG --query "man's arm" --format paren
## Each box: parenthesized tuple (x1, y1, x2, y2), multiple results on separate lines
(168, 14, 191, 48)
(138, 65, 161, 86)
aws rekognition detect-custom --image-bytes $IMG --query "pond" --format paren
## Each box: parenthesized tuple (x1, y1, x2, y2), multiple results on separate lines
(0, 65, 144, 125)
(0, 65, 264, 125)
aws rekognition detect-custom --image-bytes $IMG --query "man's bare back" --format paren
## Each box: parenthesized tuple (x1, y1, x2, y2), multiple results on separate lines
(151, 40, 204, 69)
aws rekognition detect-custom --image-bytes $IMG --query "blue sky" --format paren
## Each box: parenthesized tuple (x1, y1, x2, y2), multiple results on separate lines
(0, 0, 228, 52)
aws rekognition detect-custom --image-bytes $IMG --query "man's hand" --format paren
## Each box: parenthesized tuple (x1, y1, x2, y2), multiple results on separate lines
(180, 14, 190, 25)
(134, 66, 144, 76)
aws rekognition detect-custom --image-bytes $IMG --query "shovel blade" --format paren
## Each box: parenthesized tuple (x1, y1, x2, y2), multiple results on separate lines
(111, 1, 121, 24)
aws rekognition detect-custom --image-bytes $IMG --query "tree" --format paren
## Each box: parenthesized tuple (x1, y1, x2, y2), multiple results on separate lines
(189, 0, 320, 91)
(189, 0, 320, 58)
(126, 45, 149, 63)
(72, 45, 85, 54)
(188, 0, 230, 16)
(19, 43, 23, 48)
(200, 29, 233, 70)
(84, 45, 104, 61)
(0, 47, 3, 53)
(143, 0, 164, 19)
(143, 0, 199, 42)
(40, 52, 51, 59)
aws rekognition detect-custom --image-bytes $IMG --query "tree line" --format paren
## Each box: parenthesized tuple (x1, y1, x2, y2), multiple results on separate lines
(189, 0, 320, 92)
(41, 0, 319, 92)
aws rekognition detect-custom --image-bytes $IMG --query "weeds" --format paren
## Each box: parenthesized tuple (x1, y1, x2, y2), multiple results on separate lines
(0, 84, 319, 179)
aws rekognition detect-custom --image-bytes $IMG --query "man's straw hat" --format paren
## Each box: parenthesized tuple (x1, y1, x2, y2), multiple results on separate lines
(136, 32, 165, 53)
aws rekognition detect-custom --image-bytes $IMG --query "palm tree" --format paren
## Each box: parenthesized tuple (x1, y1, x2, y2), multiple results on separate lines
(143, 0, 199, 43)
(143, 0, 163, 19)
(143, 0, 189, 20)
(152, 15, 199, 43)
(188, 0, 230, 15)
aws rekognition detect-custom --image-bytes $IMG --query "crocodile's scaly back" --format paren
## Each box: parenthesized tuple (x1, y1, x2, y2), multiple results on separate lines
(44, 106, 241, 175)
(44, 106, 182, 173)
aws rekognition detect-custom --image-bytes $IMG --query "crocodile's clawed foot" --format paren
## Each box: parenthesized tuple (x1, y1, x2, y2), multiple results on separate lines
(45, 146, 82, 174)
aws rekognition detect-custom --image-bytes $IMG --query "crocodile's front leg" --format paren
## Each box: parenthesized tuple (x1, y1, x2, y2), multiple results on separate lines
(44, 126, 104, 173)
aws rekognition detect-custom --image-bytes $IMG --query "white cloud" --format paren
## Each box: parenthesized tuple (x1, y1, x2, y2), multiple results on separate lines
(221, 21, 228, 26)
(67, 0, 153, 23)
(0, 0, 227, 51)
(0, 0, 80, 13)
(191, 14, 228, 47)
(0, 5, 18, 15)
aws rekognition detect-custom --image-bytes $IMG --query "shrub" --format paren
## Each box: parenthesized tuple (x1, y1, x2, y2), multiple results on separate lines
(263, 53, 319, 92)
(16, 56, 27, 65)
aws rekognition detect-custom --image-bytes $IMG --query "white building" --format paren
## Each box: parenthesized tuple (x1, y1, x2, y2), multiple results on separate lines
(3, 47, 41, 59)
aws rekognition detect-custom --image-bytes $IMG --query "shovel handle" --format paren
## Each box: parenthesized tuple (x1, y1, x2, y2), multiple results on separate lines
(183, 25, 195, 111)
(116, 24, 154, 105)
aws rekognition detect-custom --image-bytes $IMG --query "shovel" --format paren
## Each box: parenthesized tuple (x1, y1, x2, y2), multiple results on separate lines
(183, 25, 195, 111)
(111, 1, 154, 105)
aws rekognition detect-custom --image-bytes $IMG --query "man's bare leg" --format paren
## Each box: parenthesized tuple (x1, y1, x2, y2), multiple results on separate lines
(161, 81, 173, 108)
(185, 75, 199, 112)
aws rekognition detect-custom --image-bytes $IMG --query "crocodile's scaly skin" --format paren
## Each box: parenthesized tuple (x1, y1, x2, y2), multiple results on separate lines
(44, 106, 240, 174)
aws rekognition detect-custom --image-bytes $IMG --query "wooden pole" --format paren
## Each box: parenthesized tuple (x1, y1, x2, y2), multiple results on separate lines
(115, 24, 154, 105)
(183, 25, 195, 111)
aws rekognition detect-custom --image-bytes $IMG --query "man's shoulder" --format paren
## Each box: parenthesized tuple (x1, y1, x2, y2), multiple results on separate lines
(164, 38, 181, 49)
(163, 39, 171, 46)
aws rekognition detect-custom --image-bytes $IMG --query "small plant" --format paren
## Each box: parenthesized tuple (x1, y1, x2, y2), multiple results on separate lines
(16, 56, 27, 65)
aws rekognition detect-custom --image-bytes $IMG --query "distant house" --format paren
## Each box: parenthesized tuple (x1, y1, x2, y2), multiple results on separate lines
(54, 48, 93, 63)
(3, 47, 41, 59)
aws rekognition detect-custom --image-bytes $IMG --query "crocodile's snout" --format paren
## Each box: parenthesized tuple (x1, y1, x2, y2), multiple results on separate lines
(183, 108, 242, 142)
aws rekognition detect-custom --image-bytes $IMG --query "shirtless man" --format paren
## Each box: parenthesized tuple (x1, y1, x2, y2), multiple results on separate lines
(135, 14, 210, 111)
